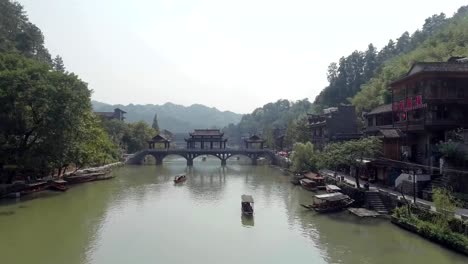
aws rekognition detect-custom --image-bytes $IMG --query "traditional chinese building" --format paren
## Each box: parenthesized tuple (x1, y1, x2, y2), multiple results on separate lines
(94, 108, 126, 121)
(389, 57, 468, 166)
(308, 105, 361, 149)
(148, 134, 171, 149)
(185, 129, 228, 149)
(244, 135, 265, 149)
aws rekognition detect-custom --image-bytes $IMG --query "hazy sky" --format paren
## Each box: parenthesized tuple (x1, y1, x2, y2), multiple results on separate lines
(19, 0, 466, 113)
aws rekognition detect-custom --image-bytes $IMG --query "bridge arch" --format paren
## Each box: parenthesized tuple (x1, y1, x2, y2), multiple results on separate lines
(126, 149, 277, 166)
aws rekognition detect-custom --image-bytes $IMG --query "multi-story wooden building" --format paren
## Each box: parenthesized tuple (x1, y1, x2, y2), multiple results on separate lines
(389, 57, 468, 166)
(94, 108, 127, 121)
(308, 105, 361, 149)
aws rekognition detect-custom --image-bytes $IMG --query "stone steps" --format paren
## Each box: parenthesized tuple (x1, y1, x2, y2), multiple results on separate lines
(367, 192, 389, 215)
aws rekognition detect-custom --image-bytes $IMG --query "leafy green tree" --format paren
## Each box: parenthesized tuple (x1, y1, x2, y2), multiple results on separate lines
(124, 121, 156, 153)
(291, 142, 317, 172)
(283, 119, 297, 149)
(0, 0, 52, 63)
(0, 53, 117, 181)
(295, 116, 310, 144)
(318, 137, 382, 188)
(432, 188, 459, 232)
(225, 98, 314, 146)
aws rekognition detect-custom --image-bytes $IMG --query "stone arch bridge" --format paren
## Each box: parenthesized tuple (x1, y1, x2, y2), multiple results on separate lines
(126, 149, 278, 166)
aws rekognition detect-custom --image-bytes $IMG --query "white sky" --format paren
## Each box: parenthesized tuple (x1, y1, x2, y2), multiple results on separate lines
(19, 0, 467, 113)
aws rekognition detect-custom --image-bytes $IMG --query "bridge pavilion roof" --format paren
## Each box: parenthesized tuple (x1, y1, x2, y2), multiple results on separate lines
(189, 129, 224, 137)
(244, 135, 265, 143)
(148, 134, 170, 143)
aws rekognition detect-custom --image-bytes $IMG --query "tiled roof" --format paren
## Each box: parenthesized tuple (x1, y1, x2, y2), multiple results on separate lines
(366, 104, 392, 115)
(391, 58, 468, 86)
(150, 134, 170, 142)
(379, 129, 403, 139)
(190, 129, 223, 136)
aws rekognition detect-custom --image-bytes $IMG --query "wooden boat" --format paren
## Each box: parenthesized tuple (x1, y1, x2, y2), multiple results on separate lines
(304, 172, 326, 190)
(326, 184, 341, 193)
(299, 178, 318, 191)
(241, 194, 254, 216)
(301, 192, 354, 213)
(20, 181, 49, 196)
(48, 179, 68, 192)
(64, 173, 102, 184)
(174, 174, 186, 183)
(290, 173, 303, 185)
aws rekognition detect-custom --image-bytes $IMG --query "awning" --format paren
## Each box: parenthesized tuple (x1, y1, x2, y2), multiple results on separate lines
(326, 185, 341, 191)
(300, 178, 315, 184)
(241, 195, 254, 203)
(315, 192, 350, 202)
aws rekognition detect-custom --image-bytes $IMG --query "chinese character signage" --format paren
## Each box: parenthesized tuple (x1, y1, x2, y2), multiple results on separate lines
(393, 95, 426, 112)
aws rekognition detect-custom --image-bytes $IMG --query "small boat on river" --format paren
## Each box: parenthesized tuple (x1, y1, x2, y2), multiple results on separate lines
(304, 172, 326, 190)
(64, 172, 103, 184)
(299, 178, 318, 191)
(326, 184, 341, 193)
(174, 174, 186, 183)
(290, 173, 304, 185)
(241, 194, 254, 216)
(48, 179, 68, 192)
(20, 181, 49, 196)
(301, 192, 354, 213)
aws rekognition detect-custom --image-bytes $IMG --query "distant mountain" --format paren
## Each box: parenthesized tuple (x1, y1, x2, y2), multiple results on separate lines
(92, 101, 242, 133)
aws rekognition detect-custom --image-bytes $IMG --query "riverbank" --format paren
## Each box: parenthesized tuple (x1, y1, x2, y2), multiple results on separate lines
(391, 207, 468, 256)
(0, 162, 123, 199)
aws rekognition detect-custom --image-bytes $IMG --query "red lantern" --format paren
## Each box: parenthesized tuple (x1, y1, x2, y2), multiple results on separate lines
(416, 95, 422, 106)
(406, 97, 412, 109)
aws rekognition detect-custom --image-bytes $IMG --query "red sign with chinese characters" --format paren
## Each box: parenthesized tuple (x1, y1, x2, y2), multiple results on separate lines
(393, 95, 426, 112)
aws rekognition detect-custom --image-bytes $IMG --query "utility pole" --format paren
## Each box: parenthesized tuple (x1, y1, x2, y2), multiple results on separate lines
(413, 169, 416, 204)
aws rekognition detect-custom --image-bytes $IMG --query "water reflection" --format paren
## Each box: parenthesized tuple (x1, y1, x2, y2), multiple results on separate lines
(1, 161, 466, 264)
(241, 215, 254, 227)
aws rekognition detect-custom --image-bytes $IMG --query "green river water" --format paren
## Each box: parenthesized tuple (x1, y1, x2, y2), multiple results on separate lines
(0, 157, 466, 264)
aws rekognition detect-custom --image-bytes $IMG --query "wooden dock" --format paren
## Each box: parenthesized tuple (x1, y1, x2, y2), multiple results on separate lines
(348, 208, 381, 218)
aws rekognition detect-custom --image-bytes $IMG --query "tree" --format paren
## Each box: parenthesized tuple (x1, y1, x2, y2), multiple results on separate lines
(0, 53, 117, 181)
(283, 119, 297, 149)
(318, 137, 382, 188)
(432, 188, 459, 232)
(0, 0, 52, 64)
(295, 116, 311, 144)
(53, 55, 66, 72)
(152, 113, 160, 131)
(291, 142, 318, 172)
(124, 121, 156, 153)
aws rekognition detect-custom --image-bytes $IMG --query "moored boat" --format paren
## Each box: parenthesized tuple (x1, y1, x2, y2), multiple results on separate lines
(64, 173, 102, 184)
(20, 181, 49, 196)
(290, 173, 303, 185)
(304, 172, 326, 190)
(174, 174, 186, 183)
(299, 178, 318, 191)
(301, 192, 354, 213)
(241, 194, 254, 216)
(48, 179, 68, 192)
(326, 184, 341, 193)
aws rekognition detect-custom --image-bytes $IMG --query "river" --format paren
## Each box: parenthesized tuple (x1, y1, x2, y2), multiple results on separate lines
(0, 157, 466, 264)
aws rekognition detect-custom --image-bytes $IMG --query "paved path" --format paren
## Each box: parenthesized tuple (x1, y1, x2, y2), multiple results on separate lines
(319, 169, 468, 220)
